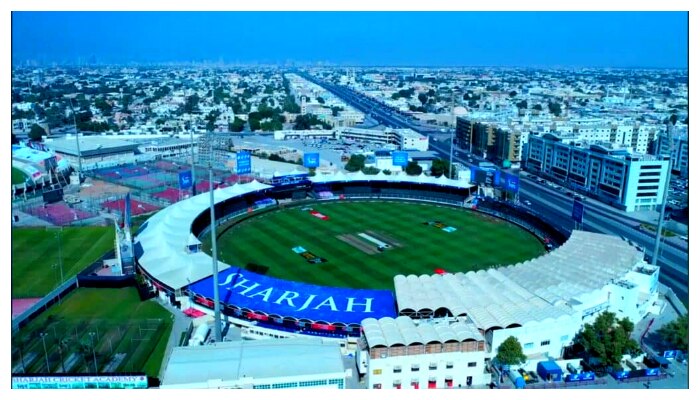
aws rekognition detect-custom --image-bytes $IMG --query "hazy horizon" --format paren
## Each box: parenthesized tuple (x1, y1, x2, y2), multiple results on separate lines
(12, 11, 689, 69)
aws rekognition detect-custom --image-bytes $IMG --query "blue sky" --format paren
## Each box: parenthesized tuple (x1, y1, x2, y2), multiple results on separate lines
(11, 11, 688, 68)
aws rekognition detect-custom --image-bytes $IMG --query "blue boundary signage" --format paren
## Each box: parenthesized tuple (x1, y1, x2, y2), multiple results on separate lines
(303, 153, 320, 168)
(188, 267, 396, 324)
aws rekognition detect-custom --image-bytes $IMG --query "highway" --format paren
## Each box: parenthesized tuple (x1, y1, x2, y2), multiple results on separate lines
(299, 71, 689, 303)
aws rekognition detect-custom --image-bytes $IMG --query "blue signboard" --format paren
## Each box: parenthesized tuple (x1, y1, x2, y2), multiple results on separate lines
(270, 173, 309, 187)
(178, 170, 193, 190)
(499, 173, 519, 193)
(188, 267, 397, 324)
(572, 200, 585, 223)
(236, 151, 252, 174)
(663, 350, 678, 359)
(392, 151, 409, 167)
(303, 152, 320, 168)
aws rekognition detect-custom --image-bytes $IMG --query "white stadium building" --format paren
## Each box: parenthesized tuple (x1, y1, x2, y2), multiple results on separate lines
(135, 174, 661, 389)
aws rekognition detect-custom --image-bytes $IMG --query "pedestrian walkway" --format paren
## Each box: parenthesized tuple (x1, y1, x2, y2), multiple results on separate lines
(153, 299, 194, 379)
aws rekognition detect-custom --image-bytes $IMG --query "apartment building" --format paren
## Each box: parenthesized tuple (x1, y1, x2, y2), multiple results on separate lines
(526, 133, 670, 211)
(653, 124, 689, 178)
(455, 117, 521, 165)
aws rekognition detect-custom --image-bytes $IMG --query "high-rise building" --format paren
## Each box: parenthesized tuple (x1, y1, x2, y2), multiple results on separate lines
(526, 133, 670, 212)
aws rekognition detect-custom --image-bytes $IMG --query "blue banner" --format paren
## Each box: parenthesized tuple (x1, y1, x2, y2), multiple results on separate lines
(392, 151, 409, 167)
(303, 153, 320, 168)
(178, 170, 193, 190)
(572, 200, 584, 223)
(503, 173, 519, 193)
(236, 151, 252, 174)
(188, 267, 397, 324)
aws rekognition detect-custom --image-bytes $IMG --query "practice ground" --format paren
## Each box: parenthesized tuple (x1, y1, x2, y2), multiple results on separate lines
(205, 200, 545, 290)
(12, 167, 28, 185)
(11, 288, 173, 378)
(11, 226, 114, 298)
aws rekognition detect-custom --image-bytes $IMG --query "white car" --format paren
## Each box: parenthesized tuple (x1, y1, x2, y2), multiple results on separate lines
(523, 200, 532, 206)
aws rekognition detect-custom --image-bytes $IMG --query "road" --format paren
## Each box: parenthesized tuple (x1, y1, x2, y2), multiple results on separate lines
(299, 71, 689, 303)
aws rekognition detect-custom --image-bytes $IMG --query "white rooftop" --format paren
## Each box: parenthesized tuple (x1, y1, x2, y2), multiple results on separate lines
(161, 338, 344, 387)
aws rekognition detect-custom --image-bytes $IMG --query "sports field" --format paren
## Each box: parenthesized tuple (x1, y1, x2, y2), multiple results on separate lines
(11, 226, 115, 298)
(12, 167, 28, 185)
(11, 288, 173, 378)
(205, 201, 545, 290)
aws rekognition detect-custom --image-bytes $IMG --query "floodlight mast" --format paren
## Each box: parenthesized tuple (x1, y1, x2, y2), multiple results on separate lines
(209, 138, 222, 342)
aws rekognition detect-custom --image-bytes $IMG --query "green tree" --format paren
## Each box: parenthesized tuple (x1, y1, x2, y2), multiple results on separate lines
(405, 161, 423, 176)
(249, 118, 261, 131)
(260, 120, 283, 132)
(331, 106, 344, 117)
(180, 94, 200, 114)
(670, 114, 678, 125)
(418, 93, 428, 104)
(121, 94, 133, 112)
(533, 104, 543, 111)
(496, 336, 527, 366)
(548, 101, 562, 117)
(28, 124, 46, 141)
(316, 96, 325, 104)
(509, 90, 518, 97)
(12, 109, 35, 120)
(430, 158, 454, 178)
(228, 117, 246, 132)
(282, 96, 301, 113)
(344, 154, 366, 172)
(573, 311, 640, 369)
(294, 114, 331, 130)
(382, 169, 392, 175)
(516, 100, 528, 109)
(361, 166, 380, 175)
(656, 314, 688, 352)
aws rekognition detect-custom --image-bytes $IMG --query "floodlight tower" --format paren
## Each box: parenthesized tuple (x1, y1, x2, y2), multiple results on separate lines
(208, 140, 222, 342)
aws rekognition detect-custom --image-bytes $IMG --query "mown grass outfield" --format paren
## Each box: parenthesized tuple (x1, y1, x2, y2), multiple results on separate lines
(11, 226, 115, 298)
(12, 167, 28, 185)
(11, 288, 173, 378)
(204, 201, 545, 290)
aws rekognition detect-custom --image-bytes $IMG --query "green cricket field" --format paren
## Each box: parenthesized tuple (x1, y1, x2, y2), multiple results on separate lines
(203, 200, 545, 290)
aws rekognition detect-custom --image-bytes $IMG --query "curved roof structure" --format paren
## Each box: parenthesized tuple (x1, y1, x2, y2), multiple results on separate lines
(135, 181, 274, 290)
(394, 231, 645, 329)
(136, 175, 647, 335)
(309, 170, 474, 189)
(361, 316, 484, 348)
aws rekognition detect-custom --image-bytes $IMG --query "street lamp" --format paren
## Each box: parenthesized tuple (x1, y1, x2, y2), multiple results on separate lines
(39, 332, 50, 372)
(88, 332, 98, 373)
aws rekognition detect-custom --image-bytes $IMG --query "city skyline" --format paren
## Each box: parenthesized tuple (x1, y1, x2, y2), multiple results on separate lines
(11, 11, 689, 69)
